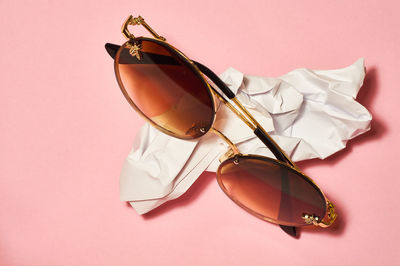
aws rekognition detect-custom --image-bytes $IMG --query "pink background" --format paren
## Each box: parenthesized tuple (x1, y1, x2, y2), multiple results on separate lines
(1, 0, 399, 265)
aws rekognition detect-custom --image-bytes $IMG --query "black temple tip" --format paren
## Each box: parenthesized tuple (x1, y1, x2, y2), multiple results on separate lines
(279, 225, 298, 238)
(105, 43, 120, 59)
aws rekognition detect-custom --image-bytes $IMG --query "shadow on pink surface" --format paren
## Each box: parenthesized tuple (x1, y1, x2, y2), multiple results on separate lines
(130, 68, 383, 237)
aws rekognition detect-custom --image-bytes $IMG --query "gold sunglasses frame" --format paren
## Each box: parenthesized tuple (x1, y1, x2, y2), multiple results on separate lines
(112, 15, 337, 229)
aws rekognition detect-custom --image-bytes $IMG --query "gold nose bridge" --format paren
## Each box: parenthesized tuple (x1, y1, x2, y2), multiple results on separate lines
(209, 127, 240, 162)
(121, 15, 166, 41)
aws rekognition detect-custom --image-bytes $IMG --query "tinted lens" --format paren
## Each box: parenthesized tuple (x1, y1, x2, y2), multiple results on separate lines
(115, 38, 215, 139)
(217, 156, 326, 226)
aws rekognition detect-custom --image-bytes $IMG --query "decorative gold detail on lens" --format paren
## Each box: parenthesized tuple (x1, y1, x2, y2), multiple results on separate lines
(302, 213, 321, 225)
(125, 42, 143, 60)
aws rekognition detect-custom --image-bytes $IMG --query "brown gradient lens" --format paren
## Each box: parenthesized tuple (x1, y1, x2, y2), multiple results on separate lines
(115, 38, 215, 139)
(217, 155, 326, 226)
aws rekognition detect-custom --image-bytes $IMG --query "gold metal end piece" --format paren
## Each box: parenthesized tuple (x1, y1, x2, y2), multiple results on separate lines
(122, 15, 166, 41)
(318, 201, 337, 227)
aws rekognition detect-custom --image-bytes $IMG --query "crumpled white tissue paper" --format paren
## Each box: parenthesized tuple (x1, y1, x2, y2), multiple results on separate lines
(119, 58, 372, 214)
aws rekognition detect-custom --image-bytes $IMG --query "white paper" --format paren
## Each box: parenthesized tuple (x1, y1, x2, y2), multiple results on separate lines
(119, 58, 372, 214)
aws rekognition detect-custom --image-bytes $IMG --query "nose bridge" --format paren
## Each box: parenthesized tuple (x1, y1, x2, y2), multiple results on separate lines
(210, 127, 239, 155)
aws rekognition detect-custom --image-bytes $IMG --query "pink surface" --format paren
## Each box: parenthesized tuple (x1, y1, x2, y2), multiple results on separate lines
(1, 1, 399, 265)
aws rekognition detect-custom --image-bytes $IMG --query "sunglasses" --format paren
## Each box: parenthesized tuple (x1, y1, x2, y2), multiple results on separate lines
(105, 15, 337, 237)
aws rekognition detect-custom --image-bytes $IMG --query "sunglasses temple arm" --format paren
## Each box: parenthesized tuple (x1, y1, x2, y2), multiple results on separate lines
(253, 127, 293, 166)
(105, 43, 120, 59)
(194, 61, 296, 168)
(192, 61, 236, 99)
